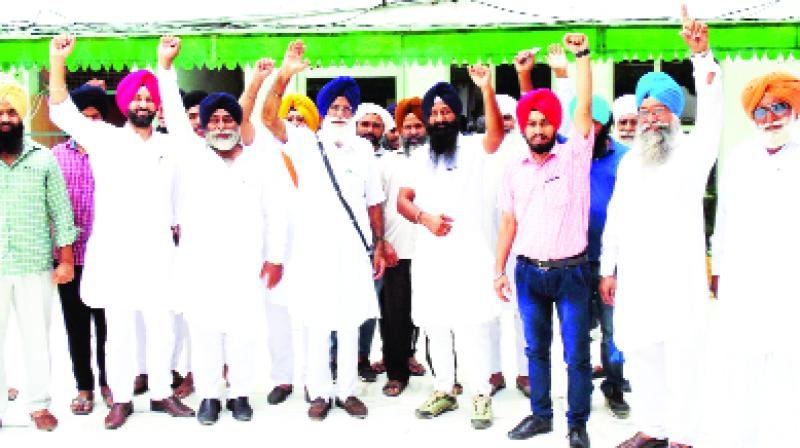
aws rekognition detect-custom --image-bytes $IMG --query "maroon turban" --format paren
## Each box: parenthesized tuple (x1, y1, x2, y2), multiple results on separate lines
(115, 70, 161, 116)
(516, 88, 562, 132)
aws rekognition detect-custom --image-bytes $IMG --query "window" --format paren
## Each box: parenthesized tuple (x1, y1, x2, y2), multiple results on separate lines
(661, 59, 696, 125)
(306, 76, 396, 111)
(613, 60, 655, 98)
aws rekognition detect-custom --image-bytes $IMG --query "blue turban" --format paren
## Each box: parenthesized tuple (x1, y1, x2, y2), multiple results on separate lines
(70, 85, 108, 119)
(422, 82, 463, 120)
(635, 72, 685, 116)
(199, 92, 243, 129)
(569, 94, 611, 126)
(316, 76, 360, 118)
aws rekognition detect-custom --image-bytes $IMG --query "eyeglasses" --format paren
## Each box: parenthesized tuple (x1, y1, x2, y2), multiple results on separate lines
(328, 105, 352, 114)
(358, 121, 384, 129)
(286, 115, 306, 124)
(207, 116, 236, 127)
(753, 101, 790, 120)
(638, 106, 670, 119)
(617, 118, 638, 127)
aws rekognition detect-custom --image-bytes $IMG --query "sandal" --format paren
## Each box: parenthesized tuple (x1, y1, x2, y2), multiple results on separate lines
(408, 357, 426, 376)
(371, 359, 386, 374)
(70, 391, 94, 415)
(30, 409, 58, 431)
(382, 380, 406, 397)
(100, 386, 113, 408)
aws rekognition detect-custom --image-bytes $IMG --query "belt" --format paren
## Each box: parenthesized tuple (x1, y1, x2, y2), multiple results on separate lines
(517, 252, 587, 270)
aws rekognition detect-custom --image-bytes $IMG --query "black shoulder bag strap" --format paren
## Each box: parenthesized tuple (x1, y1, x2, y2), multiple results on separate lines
(316, 137, 372, 255)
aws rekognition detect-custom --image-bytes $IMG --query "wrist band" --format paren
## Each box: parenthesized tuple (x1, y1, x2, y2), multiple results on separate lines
(493, 272, 506, 281)
(574, 48, 590, 59)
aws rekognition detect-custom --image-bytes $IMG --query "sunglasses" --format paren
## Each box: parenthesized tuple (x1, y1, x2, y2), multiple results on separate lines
(753, 101, 790, 120)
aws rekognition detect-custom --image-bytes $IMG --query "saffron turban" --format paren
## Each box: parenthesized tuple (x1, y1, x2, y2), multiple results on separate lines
(516, 88, 562, 132)
(569, 94, 611, 125)
(316, 76, 360, 117)
(612, 94, 638, 120)
(741, 72, 800, 118)
(70, 85, 108, 118)
(635, 72, 684, 116)
(422, 82, 463, 120)
(199, 92, 243, 129)
(0, 81, 28, 118)
(182, 90, 208, 111)
(496, 94, 518, 117)
(115, 70, 160, 116)
(395, 97, 423, 127)
(353, 102, 395, 135)
(279, 93, 321, 132)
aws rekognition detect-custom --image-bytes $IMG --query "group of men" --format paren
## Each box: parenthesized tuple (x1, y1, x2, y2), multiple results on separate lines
(0, 5, 798, 447)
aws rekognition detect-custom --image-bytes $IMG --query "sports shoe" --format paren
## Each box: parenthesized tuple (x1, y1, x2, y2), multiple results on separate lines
(470, 394, 493, 430)
(415, 391, 457, 419)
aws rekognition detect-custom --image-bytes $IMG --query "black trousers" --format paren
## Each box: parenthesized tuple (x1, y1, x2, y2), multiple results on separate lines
(379, 259, 415, 384)
(56, 265, 108, 391)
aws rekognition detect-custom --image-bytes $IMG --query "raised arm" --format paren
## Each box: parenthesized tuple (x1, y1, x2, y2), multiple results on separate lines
(156, 35, 196, 141)
(261, 40, 309, 144)
(547, 44, 575, 135)
(468, 64, 504, 153)
(239, 58, 275, 146)
(513, 48, 538, 96)
(563, 33, 592, 138)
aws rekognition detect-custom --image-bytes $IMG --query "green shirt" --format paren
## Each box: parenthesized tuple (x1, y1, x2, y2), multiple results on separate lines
(0, 141, 78, 275)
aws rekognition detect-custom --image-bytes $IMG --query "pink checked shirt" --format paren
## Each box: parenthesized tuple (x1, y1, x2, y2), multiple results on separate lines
(499, 128, 594, 260)
(52, 139, 94, 265)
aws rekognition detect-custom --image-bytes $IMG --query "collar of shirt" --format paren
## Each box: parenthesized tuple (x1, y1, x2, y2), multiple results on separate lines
(3, 140, 36, 168)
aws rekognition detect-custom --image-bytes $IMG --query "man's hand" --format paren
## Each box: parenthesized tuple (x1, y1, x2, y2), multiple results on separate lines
(420, 212, 454, 237)
(468, 64, 492, 90)
(85, 78, 107, 90)
(493, 274, 511, 303)
(280, 40, 310, 76)
(260, 262, 283, 289)
(158, 35, 181, 69)
(52, 262, 74, 285)
(372, 252, 386, 280)
(254, 58, 276, 80)
(679, 4, 709, 55)
(562, 33, 589, 55)
(382, 240, 399, 268)
(513, 48, 538, 74)
(599, 276, 616, 306)
(710, 274, 719, 298)
(546, 43, 568, 78)
(50, 34, 76, 61)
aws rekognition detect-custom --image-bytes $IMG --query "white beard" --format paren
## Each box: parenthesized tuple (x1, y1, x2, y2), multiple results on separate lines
(320, 115, 354, 147)
(633, 116, 681, 165)
(614, 129, 635, 144)
(206, 127, 241, 152)
(756, 115, 796, 149)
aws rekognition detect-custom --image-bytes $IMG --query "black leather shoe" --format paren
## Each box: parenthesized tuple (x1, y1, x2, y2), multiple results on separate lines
(568, 425, 590, 448)
(197, 399, 221, 425)
(226, 397, 253, 422)
(267, 385, 293, 405)
(507, 414, 553, 440)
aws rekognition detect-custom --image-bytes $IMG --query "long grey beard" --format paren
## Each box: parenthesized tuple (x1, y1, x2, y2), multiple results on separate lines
(634, 116, 681, 165)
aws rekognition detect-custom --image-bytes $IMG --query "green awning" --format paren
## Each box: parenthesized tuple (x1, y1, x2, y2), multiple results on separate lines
(1, 22, 798, 71)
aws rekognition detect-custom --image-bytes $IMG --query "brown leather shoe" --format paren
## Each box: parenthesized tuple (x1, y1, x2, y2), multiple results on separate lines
(100, 386, 113, 408)
(30, 409, 58, 431)
(616, 432, 668, 448)
(174, 372, 194, 399)
(335, 396, 367, 419)
(133, 374, 148, 396)
(489, 372, 506, 396)
(308, 397, 332, 421)
(151, 396, 195, 417)
(104, 402, 133, 430)
(516, 375, 531, 397)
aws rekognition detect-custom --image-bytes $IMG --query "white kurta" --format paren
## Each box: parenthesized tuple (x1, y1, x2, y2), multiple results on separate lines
(278, 125, 383, 331)
(157, 67, 290, 334)
(49, 98, 177, 312)
(599, 52, 723, 350)
(377, 148, 419, 259)
(403, 135, 501, 328)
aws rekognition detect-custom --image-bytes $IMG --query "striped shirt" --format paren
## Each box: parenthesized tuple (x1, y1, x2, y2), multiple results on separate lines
(498, 128, 594, 261)
(0, 141, 78, 275)
(52, 139, 94, 265)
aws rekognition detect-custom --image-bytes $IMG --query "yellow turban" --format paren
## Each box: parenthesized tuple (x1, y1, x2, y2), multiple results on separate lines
(741, 72, 800, 118)
(0, 81, 28, 118)
(279, 93, 320, 132)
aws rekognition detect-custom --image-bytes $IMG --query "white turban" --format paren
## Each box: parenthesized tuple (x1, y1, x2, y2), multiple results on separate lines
(612, 94, 637, 120)
(353, 103, 395, 135)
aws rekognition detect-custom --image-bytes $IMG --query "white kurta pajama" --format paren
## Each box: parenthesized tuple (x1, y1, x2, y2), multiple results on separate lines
(704, 136, 800, 447)
(158, 67, 290, 400)
(599, 52, 722, 444)
(277, 125, 382, 400)
(403, 134, 502, 396)
(50, 97, 180, 403)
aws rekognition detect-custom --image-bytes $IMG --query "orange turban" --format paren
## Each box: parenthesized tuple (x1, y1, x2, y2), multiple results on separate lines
(395, 97, 423, 127)
(279, 93, 320, 132)
(741, 72, 800, 118)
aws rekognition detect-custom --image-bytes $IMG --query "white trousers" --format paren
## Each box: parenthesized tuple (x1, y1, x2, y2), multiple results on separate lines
(305, 326, 357, 401)
(0, 272, 54, 414)
(171, 313, 191, 372)
(426, 323, 492, 397)
(189, 324, 255, 399)
(265, 302, 293, 385)
(626, 340, 702, 444)
(487, 313, 527, 376)
(105, 308, 175, 403)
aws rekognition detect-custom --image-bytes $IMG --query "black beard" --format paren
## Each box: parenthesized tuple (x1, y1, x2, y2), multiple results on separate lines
(592, 123, 612, 159)
(0, 122, 24, 154)
(527, 138, 556, 155)
(127, 109, 156, 129)
(428, 120, 459, 156)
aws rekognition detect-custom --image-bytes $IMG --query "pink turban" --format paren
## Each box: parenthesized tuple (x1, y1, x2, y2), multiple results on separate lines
(115, 70, 161, 116)
(516, 88, 562, 132)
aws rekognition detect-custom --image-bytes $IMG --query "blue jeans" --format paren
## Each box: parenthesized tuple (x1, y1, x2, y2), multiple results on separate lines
(588, 263, 625, 396)
(516, 258, 593, 426)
